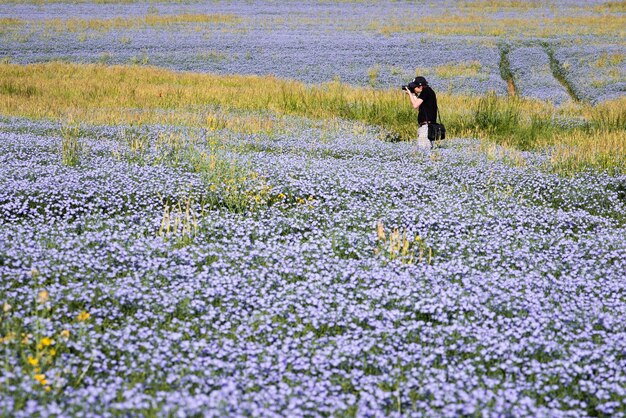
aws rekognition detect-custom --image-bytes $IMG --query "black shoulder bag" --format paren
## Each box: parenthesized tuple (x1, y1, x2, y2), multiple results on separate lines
(427, 107, 446, 141)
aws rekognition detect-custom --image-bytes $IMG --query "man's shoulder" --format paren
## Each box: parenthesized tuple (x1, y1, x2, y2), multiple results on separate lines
(422, 87, 436, 99)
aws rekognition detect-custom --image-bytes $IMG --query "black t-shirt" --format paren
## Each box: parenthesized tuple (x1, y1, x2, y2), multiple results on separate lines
(417, 86, 438, 124)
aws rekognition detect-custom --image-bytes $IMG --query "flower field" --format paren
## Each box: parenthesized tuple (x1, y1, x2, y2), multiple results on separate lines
(1, 0, 626, 417)
(1, 0, 624, 103)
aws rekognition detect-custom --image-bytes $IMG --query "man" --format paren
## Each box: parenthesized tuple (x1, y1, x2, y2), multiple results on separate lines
(404, 76, 438, 149)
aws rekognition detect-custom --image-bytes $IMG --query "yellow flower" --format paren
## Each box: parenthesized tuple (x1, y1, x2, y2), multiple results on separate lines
(45, 386, 51, 392)
(37, 290, 49, 304)
(34, 374, 48, 385)
(60, 329, 70, 340)
(76, 311, 91, 322)
(49, 348, 57, 357)
(2, 302, 10, 313)
(27, 356, 39, 366)
(40, 337, 54, 347)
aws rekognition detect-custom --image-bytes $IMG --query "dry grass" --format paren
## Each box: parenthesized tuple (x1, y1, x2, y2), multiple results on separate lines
(550, 130, 626, 174)
(479, 141, 528, 168)
(414, 61, 485, 82)
(0, 18, 24, 25)
(458, 0, 545, 9)
(40, 14, 241, 32)
(435, 61, 484, 79)
(598, 0, 626, 13)
(4, 2, 624, 42)
(373, 14, 626, 39)
(0, 61, 453, 135)
(0, 62, 623, 173)
(593, 52, 625, 68)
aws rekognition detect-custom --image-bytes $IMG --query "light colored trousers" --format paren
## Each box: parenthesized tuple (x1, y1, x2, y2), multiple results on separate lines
(417, 124, 431, 149)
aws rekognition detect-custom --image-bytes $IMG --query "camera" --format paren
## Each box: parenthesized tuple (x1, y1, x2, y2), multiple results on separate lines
(401, 81, 418, 92)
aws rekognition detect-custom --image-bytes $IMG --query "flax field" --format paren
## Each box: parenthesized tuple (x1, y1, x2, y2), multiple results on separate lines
(1, 1, 625, 417)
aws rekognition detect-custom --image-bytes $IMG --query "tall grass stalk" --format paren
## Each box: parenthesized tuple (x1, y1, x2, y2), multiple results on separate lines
(158, 194, 198, 246)
(375, 222, 432, 265)
(60, 119, 82, 167)
(473, 93, 521, 136)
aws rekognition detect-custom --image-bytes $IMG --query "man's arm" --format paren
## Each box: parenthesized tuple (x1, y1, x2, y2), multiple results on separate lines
(405, 89, 423, 110)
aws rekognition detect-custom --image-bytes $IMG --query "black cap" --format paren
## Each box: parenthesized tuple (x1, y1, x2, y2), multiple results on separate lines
(413, 76, 428, 86)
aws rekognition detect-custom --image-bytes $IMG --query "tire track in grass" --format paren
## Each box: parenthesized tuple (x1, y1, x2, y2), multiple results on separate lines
(498, 43, 517, 97)
(507, 45, 571, 105)
(542, 41, 583, 103)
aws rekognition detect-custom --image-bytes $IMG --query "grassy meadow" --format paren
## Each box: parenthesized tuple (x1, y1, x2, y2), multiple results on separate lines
(1, 61, 624, 173)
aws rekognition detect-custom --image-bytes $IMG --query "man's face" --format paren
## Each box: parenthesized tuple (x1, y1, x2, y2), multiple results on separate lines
(414, 85, 424, 94)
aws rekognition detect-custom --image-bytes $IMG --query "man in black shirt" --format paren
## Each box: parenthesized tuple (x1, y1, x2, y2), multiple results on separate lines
(404, 76, 438, 149)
